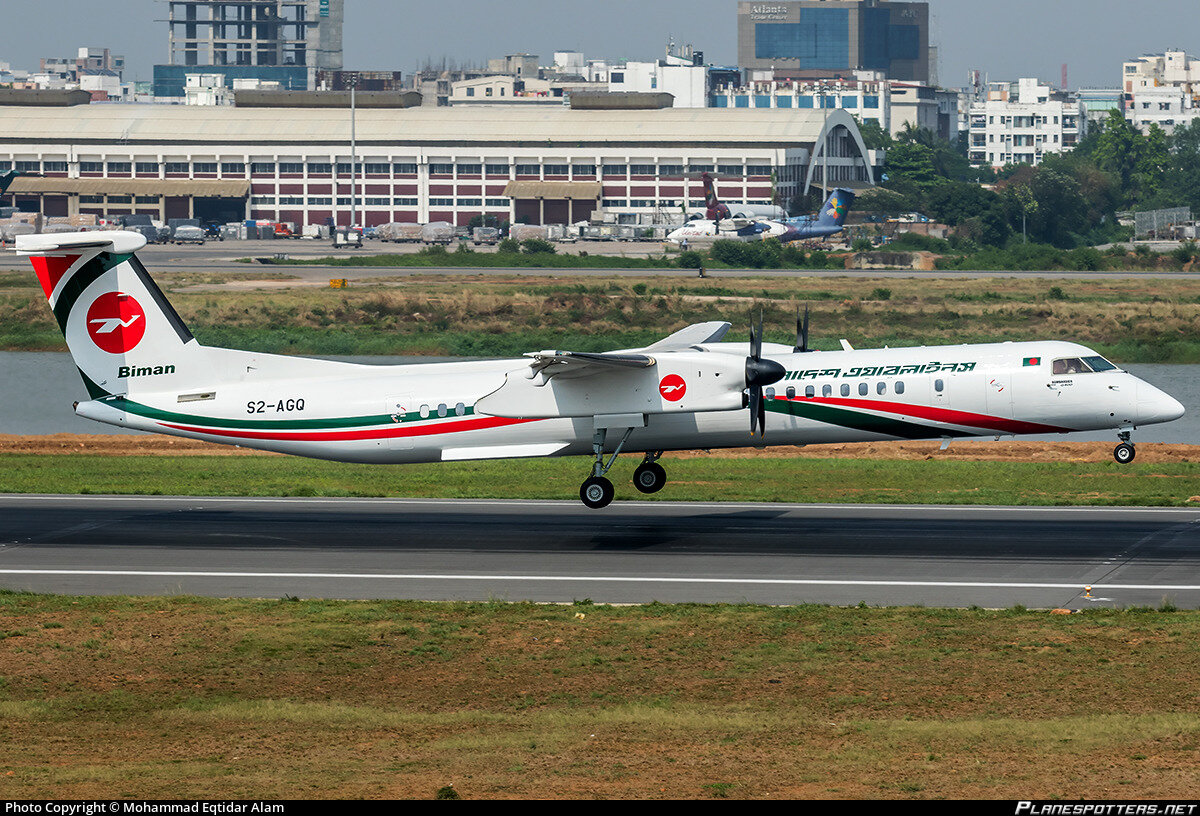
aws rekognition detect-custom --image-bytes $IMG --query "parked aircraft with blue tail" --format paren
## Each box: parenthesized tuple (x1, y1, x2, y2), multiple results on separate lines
(16, 231, 1186, 509)
(667, 173, 856, 245)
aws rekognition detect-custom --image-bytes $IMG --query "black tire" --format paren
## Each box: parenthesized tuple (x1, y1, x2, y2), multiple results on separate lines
(633, 462, 667, 494)
(1114, 443, 1136, 464)
(580, 476, 615, 509)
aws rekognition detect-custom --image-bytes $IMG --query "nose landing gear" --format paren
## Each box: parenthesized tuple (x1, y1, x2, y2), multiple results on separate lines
(1114, 431, 1136, 464)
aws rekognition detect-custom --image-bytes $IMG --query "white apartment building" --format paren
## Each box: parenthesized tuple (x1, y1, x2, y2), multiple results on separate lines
(967, 78, 1084, 168)
(1122, 51, 1200, 134)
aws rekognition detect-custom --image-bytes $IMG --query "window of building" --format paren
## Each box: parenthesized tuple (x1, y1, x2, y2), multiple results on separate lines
(396, 198, 418, 206)
(221, 162, 245, 174)
(572, 164, 596, 176)
(515, 164, 540, 175)
(14, 161, 40, 173)
(163, 162, 189, 173)
(250, 162, 276, 174)
(746, 165, 772, 176)
(43, 161, 67, 173)
(602, 164, 626, 176)
(485, 198, 508, 207)
(659, 164, 684, 176)
(630, 164, 656, 175)
(106, 162, 132, 174)
(336, 163, 360, 174)
(393, 163, 418, 175)
(190, 162, 216, 174)
(543, 164, 568, 175)
(306, 163, 332, 174)
(364, 163, 390, 175)
(485, 164, 509, 175)
(457, 163, 482, 175)
(429, 163, 454, 175)
(278, 162, 303, 174)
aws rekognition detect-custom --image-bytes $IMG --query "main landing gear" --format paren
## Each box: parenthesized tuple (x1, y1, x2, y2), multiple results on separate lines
(1114, 431, 1136, 464)
(579, 428, 667, 509)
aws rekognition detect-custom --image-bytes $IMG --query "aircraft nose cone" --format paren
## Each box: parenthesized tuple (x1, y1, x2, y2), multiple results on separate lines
(1136, 382, 1186, 425)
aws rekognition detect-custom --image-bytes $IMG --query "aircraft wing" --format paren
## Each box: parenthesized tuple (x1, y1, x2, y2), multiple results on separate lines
(524, 350, 655, 382)
(637, 321, 731, 351)
(524, 322, 731, 382)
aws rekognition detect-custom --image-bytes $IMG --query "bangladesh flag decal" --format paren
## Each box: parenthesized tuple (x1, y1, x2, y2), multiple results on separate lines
(1023, 357, 1041, 366)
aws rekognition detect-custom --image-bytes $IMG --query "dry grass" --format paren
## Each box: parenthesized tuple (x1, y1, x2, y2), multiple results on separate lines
(2, 596, 1199, 799)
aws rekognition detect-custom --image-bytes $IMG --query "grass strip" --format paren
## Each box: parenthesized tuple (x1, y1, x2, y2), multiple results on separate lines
(1, 454, 1197, 506)
(0, 594, 1198, 799)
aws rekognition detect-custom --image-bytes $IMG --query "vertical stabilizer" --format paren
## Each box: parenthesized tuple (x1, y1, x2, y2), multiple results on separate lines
(17, 231, 212, 397)
(816, 188, 856, 229)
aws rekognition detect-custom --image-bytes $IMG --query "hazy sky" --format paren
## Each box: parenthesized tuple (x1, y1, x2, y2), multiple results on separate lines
(2, 1, 1196, 89)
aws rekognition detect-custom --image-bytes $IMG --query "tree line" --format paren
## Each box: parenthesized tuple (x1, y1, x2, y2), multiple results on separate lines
(847, 112, 1200, 250)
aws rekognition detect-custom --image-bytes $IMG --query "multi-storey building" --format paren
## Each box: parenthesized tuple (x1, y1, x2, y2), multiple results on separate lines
(1121, 51, 1200, 134)
(711, 73, 959, 142)
(737, 0, 931, 83)
(153, 0, 344, 98)
(0, 100, 879, 227)
(967, 78, 1085, 168)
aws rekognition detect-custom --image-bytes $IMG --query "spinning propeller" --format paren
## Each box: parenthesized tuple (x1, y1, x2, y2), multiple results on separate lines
(793, 305, 811, 354)
(745, 312, 786, 437)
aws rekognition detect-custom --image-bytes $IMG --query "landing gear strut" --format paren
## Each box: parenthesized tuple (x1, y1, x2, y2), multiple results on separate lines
(579, 427, 635, 509)
(1114, 431, 1136, 464)
(633, 451, 667, 494)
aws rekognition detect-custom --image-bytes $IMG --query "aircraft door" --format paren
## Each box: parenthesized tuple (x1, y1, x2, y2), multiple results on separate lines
(985, 372, 1013, 419)
(386, 394, 415, 450)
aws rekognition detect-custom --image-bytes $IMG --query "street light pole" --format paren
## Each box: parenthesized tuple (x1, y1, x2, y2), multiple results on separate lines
(348, 72, 358, 233)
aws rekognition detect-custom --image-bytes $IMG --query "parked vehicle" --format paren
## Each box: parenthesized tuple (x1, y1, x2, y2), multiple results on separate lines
(172, 225, 206, 244)
(203, 222, 225, 241)
(116, 214, 159, 244)
(472, 226, 500, 245)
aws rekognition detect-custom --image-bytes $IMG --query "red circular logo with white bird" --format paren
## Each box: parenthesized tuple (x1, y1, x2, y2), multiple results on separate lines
(659, 374, 687, 401)
(86, 291, 146, 354)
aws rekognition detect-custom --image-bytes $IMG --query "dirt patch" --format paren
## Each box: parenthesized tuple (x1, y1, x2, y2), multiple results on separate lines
(3, 433, 1198, 463)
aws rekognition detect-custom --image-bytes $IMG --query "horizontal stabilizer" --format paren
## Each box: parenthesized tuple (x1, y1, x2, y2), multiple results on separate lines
(15, 230, 147, 255)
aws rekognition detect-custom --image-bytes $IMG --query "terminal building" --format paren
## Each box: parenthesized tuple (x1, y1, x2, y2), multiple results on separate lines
(0, 99, 880, 227)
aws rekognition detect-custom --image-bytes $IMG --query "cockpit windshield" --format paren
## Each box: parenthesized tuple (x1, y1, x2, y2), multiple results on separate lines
(1052, 355, 1120, 375)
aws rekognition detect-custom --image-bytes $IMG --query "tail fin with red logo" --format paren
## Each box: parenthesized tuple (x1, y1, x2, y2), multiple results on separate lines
(16, 231, 213, 399)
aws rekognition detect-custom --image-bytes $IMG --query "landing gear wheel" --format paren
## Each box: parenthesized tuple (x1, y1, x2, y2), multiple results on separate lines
(1114, 443, 1136, 464)
(580, 476, 615, 509)
(633, 462, 667, 494)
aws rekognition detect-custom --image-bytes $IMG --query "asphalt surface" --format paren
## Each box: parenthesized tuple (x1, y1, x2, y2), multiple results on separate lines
(131, 240, 1200, 281)
(2, 495, 1199, 609)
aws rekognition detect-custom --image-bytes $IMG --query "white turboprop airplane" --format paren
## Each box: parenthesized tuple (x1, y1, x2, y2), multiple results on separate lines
(18, 231, 1186, 509)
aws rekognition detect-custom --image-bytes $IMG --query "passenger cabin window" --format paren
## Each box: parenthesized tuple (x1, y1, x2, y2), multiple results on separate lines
(455, 402, 466, 417)
(934, 379, 944, 393)
(765, 387, 775, 399)
(858, 383, 868, 396)
(877, 382, 887, 395)
(437, 403, 448, 418)
(785, 386, 795, 399)
(805, 385, 815, 398)
(419, 404, 430, 419)
(840, 384, 850, 397)
(1052, 356, 1118, 375)
(895, 381, 905, 395)
(822, 384, 832, 397)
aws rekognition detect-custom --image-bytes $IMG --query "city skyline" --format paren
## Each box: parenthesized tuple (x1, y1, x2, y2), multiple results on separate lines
(1, 0, 1197, 90)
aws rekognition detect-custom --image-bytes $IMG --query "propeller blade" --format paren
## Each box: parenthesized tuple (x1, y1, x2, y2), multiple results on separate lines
(749, 384, 761, 436)
(794, 305, 811, 353)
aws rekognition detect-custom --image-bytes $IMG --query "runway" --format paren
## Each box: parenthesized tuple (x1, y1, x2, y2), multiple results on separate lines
(2, 495, 1199, 609)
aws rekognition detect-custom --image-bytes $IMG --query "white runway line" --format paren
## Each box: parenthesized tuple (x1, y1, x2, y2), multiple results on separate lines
(1, 569, 1198, 591)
